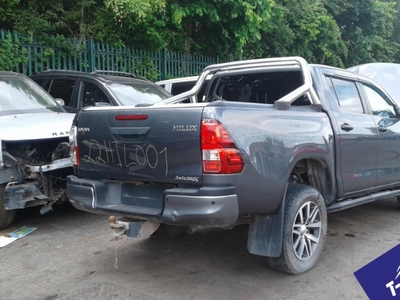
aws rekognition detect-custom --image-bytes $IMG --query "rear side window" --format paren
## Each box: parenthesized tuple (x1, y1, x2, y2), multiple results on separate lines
(81, 81, 110, 108)
(330, 77, 364, 114)
(48, 79, 76, 106)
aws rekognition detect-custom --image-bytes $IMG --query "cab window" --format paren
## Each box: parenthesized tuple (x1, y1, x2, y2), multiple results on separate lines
(330, 77, 364, 113)
(361, 84, 396, 118)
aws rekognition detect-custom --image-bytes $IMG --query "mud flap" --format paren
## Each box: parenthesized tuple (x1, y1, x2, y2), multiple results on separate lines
(247, 189, 286, 257)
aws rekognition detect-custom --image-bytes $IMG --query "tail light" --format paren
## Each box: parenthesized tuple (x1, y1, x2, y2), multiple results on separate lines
(201, 119, 244, 174)
(69, 125, 80, 166)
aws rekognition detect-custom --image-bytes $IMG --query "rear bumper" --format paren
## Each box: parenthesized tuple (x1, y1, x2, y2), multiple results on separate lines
(66, 175, 239, 227)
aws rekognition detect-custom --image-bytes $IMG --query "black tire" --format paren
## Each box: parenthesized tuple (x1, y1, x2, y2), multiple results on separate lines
(150, 224, 188, 239)
(268, 184, 327, 274)
(0, 184, 16, 230)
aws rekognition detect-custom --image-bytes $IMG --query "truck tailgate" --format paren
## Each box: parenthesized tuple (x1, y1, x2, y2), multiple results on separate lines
(74, 105, 204, 185)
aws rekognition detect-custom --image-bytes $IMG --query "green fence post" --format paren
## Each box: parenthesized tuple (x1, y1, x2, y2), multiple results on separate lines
(87, 39, 95, 72)
(161, 48, 167, 80)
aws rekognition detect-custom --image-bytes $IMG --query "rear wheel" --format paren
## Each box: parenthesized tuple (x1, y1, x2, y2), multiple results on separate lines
(0, 184, 16, 230)
(268, 184, 327, 274)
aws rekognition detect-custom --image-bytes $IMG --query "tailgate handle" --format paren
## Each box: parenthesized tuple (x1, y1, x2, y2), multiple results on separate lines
(110, 127, 150, 140)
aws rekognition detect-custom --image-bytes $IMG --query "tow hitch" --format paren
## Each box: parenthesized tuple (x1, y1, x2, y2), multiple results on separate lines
(109, 216, 161, 239)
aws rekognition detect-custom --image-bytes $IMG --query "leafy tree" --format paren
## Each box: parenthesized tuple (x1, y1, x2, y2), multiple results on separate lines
(0, 0, 399, 67)
(0, 34, 27, 71)
(325, 0, 400, 66)
(0, 0, 120, 41)
(105, 0, 274, 56)
(0, 0, 18, 22)
(244, 0, 347, 67)
(388, 0, 400, 61)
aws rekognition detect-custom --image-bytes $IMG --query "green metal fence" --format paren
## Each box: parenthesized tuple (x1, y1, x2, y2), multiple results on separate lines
(0, 30, 222, 81)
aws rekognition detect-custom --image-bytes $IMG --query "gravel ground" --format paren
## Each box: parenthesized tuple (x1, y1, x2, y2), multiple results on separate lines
(1, 197, 400, 300)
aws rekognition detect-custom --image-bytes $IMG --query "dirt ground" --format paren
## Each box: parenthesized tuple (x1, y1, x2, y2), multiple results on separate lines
(1, 197, 400, 300)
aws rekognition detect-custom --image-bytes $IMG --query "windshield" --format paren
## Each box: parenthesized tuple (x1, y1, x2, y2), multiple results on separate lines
(348, 64, 400, 105)
(107, 81, 171, 105)
(0, 76, 62, 115)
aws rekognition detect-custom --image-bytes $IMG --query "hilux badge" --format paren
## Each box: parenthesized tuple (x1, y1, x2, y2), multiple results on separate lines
(172, 125, 197, 132)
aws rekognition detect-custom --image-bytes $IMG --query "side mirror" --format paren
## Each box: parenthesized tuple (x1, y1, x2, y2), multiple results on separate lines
(54, 98, 65, 106)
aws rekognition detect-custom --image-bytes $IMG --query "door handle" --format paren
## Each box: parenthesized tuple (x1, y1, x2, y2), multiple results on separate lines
(378, 126, 387, 133)
(340, 123, 354, 132)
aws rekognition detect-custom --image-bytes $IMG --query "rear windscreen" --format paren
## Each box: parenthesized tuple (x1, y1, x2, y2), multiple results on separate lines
(171, 81, 196, 95)
(204, 70, 309, 105)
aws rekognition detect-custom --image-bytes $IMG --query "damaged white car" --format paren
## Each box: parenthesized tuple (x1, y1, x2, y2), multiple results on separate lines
(0, 71, 74, 229)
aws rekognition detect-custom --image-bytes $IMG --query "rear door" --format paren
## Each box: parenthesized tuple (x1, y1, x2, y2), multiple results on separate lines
(75, 105, 205, 185)
(324, 75, 378, 195)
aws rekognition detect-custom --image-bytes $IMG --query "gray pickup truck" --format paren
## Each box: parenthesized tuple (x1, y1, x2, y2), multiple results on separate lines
(67, 57, 400, 274)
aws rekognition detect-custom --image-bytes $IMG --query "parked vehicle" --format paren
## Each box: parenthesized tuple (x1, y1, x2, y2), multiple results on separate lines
(31, 70, 172, 112)
(156, 75, 211, 101)
(0, 71, 75, 229)
(67, 57, 400, 274)
(348, 63, 400, 105)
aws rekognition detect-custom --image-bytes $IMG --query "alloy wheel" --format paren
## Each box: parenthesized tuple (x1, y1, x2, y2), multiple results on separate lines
(292, 201, 322, 260)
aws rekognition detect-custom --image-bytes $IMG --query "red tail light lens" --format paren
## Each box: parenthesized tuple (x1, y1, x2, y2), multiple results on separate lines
(201, 119, 244, 174)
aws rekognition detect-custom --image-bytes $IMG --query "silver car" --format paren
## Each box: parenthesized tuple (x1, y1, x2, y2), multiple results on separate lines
(0, 72, 74, 229)
(348, 63, 400, 105)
